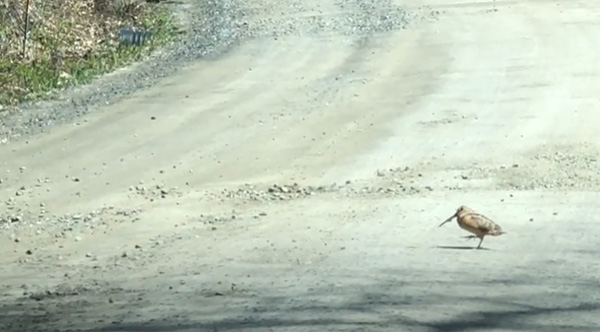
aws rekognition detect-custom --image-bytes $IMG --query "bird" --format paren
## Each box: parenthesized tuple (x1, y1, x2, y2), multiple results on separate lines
(438, 205, 505, 249)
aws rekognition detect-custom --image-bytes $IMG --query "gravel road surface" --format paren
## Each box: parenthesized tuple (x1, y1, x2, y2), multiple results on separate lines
(1, 0, 600, 331)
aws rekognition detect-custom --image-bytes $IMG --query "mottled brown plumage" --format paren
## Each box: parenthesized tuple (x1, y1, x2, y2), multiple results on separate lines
(438, 205, 505, 249)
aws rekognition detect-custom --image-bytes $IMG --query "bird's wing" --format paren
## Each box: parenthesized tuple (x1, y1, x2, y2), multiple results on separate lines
(467, 213, 499, 232)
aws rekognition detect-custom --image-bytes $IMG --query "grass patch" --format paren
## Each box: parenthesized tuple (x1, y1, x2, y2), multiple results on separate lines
(0, 0, 177, 108)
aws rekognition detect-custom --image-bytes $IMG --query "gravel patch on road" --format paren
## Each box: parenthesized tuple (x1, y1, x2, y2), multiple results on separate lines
(464, 144, 600, 190)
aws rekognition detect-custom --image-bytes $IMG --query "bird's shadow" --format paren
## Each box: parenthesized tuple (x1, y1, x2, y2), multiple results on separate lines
(435, 245, 491, 251)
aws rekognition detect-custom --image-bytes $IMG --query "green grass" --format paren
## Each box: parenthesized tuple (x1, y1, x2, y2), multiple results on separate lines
(0, 2, 177, 107)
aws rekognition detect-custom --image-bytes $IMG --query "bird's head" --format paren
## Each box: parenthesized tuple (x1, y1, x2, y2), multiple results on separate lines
(438, 205, 468, 228)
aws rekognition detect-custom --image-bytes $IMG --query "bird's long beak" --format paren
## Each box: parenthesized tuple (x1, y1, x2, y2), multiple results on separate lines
(438, 214, 456, 227)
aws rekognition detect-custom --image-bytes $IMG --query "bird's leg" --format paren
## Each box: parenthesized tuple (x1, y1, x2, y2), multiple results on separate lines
(476, 237, 484, 249)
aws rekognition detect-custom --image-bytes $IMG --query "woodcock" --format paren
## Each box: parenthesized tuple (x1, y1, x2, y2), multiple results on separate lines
(438, 205, 506, 249)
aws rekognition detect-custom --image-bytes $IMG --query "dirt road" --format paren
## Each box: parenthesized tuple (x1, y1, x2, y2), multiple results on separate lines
(1, 0, 600, 331)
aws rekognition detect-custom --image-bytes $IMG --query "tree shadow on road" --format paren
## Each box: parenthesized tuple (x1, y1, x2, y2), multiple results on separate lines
(2, 273, 599, 332)
(91, 301, 599, 332)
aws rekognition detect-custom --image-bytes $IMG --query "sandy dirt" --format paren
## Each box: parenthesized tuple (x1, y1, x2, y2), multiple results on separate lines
(2, 0, 600, 331)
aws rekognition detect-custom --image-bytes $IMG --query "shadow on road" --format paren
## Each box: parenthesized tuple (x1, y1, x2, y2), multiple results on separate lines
(2, 274, 599, 332)
(434, 245, 490, 250)
(88, 301, 599, 332)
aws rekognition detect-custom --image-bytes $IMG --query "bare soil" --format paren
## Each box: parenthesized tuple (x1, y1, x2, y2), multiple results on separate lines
(1, 0, 599, 331)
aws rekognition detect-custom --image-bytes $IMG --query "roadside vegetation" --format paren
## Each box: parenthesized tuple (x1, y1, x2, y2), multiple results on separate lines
(0, 0, 176, 109)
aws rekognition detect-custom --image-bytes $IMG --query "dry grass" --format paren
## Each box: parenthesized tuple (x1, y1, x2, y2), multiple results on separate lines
(0, 0, 175, 107)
